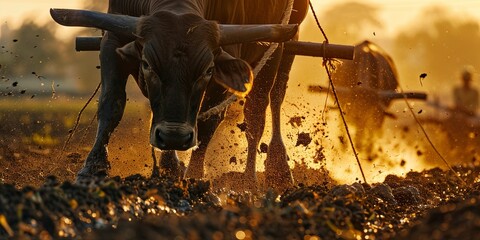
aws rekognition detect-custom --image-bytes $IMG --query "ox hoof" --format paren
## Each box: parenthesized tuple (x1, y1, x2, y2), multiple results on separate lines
(265, 170, 294, 192)
(184, 166, 204, 179)
(265, 156, 294, 191)
(265, 144, 294, 192)
(75, 166, 109, 184)
(151, 165, 161, 179)
(159, 162, 186, 179)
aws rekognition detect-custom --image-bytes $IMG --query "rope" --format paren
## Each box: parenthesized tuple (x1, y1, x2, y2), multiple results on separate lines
(79, 112, 98, 146)
(198, 0, 295, 121)
(309, 1, 329, 43)
(62, 81, 101, 151)
(55, 81, 100, 169)
(309, 1, 367, 184)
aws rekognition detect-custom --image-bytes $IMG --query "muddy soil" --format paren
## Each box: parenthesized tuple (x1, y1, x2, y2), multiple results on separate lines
(1, 101, 480, 239)
(0, 159, 479, 239)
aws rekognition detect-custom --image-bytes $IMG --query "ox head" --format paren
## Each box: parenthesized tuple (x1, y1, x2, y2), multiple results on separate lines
(119, 12, 255, 150)
(50, 9, 298, 150)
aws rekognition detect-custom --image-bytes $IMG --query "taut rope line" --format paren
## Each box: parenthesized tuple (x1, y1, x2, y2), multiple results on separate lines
(309, 0, 367, 183)
(62, 82, 101, 152)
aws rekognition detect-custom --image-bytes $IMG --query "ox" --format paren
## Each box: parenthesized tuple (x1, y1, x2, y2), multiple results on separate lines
(51, 0, 310, 189)
(310, 40, 426, 157)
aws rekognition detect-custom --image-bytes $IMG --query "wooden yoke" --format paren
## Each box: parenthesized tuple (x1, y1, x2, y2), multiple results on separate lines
(283, 41, 354, 60)
(75, 37, 102, 52)
(74, 36, 355, 60)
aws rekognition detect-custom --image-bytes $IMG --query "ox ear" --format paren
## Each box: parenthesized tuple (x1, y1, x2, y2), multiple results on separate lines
(116, 41, 142, 62)
(213, 50, 253, 98)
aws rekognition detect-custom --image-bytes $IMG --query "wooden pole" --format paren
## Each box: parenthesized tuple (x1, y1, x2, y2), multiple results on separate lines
(74, 36, 355, 60)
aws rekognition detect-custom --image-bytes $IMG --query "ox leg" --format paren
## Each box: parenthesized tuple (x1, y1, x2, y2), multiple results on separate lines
(244, 48, 283, 187)
(265, 53, 295, 190)
(159, 150, 185, 178)
(76, 32, 129, 183)
(185, 115, 223, 179)
(186, 83, 227, 179)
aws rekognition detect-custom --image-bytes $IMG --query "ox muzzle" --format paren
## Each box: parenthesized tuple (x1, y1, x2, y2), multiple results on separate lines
(150, 122, 196, 150)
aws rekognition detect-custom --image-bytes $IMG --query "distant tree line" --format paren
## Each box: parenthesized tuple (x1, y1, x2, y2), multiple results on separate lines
(0, 0, 108, 96)
(316, 2, 480, 95)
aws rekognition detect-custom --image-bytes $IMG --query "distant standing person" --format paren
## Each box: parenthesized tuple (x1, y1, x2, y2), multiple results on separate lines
(453, 67, 479, 116)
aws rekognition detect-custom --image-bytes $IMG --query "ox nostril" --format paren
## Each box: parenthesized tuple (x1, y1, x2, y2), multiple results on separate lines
(155, 128, 166, 148)
(182, 132, 194, 148)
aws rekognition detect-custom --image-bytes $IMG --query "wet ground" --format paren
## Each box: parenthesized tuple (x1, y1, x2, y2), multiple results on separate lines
(1, 100, 480, 239)
(1, 161, 480, 239)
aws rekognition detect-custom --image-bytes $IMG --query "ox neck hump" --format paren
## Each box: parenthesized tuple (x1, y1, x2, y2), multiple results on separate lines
(150, 0, 207, 17)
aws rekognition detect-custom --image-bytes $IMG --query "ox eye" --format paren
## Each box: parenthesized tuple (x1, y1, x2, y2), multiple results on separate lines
(141, 60, 150, 69)
(206, 66, 214, 76)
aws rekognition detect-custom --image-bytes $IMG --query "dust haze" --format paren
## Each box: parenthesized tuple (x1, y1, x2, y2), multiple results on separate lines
(204, 2, 480, 183)
(1, 1, 480, 184)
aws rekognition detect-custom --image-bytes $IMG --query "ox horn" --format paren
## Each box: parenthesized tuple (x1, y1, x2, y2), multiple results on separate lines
(219, 24, 298, 45)
(50, 8, 138, 36)
(50, 9, 298, 44)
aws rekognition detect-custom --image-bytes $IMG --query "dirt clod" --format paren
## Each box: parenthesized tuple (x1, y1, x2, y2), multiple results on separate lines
(295, 132, 312, 147)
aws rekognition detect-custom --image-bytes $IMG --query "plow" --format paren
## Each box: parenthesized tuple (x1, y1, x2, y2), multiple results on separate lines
(308, 84, 427, 102)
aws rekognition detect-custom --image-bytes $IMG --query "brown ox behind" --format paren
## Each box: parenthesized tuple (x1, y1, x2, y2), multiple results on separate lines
(330, 41, 404, 157)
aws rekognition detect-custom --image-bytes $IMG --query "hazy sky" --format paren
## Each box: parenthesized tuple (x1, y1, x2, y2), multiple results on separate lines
(1, 0, 480, 38)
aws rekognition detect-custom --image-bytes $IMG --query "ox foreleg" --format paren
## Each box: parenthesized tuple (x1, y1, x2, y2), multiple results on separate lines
(186, 83, 228, 179)
(244, 47, 283, 187)
(185, 114, 223, 179)
(265, 53, 295, 190)
(76, 32, 129, 183)
(159, 150, 185, 178)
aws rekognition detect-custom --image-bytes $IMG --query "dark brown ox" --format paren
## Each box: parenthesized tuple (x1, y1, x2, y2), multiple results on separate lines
(51, 0, 309, 190)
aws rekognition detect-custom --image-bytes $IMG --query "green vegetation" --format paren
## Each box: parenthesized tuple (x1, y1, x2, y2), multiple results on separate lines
(0, 99, 149, 147)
